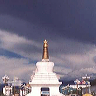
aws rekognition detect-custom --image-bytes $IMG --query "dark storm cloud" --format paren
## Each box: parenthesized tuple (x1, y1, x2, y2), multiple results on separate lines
(0, 1, 96, 81)
(93, 56, 96, 63)
(49, 39, 94, 55)
(0, 0, 96, 43)
(0, 48, 24, 58)
(14, 42, 42, 54)
(0, 27, 96, 81)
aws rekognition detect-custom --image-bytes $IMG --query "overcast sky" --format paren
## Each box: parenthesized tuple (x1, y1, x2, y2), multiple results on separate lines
(0, 1, 96, 82)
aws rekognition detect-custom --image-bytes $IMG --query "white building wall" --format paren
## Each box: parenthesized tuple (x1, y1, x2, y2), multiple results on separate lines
(50, 86, 60, 95)
(3, 86, 12, 96)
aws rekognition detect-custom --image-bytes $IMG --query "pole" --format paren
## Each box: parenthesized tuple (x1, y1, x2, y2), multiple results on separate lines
(14, 86, 15, 96)
(77, 84, 78, 96)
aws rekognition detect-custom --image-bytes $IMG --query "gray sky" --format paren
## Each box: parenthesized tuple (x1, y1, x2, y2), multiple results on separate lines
(0, 1, 96, 82)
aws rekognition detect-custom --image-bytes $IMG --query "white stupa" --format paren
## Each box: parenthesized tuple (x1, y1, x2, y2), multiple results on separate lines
(27, 40, 63, 96)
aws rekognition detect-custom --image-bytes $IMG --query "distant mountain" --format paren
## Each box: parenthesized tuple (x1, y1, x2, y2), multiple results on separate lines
(90, 79, 96, 86)
(89, 73, 96, 80)
(60, 72, 96, 82)
(59, 80, 74, 86)
(60, 77, 96, 87)
(0, 84, 5, 92)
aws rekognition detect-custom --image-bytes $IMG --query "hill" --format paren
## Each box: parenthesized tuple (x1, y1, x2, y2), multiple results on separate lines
(90, 79, 96, 86)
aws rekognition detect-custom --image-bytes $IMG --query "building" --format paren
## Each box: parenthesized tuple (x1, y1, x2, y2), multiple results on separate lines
(27, 40, 63, 96)
(61, 77, 91, 96)
(20, 84, 31, 96)
(3, 86, 12, 96)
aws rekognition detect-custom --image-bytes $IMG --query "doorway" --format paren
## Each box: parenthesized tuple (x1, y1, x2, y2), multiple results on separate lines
(41, 87, 50, 96)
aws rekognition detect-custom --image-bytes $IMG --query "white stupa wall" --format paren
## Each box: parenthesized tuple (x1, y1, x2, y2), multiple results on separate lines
(27, 61, 63, 96)
(36, 62, 54, 73)
(29, 86, 61, 96)
(50, 86, 60, 95)
(29, 61, 61, 85)
(27, 40, 63, 96)
(31, 86, 41, 96)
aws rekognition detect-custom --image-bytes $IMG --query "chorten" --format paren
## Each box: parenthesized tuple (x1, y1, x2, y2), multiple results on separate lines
(27, 40, 63, 96)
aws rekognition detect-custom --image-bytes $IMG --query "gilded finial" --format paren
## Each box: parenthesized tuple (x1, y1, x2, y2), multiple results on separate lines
(42, 40, 49, 61)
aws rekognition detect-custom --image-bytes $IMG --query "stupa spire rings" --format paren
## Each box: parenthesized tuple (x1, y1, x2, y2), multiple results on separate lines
(42, 40, 49, 61)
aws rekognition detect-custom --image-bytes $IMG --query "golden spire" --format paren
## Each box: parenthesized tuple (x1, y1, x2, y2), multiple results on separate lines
(42, 40, 49, 61)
